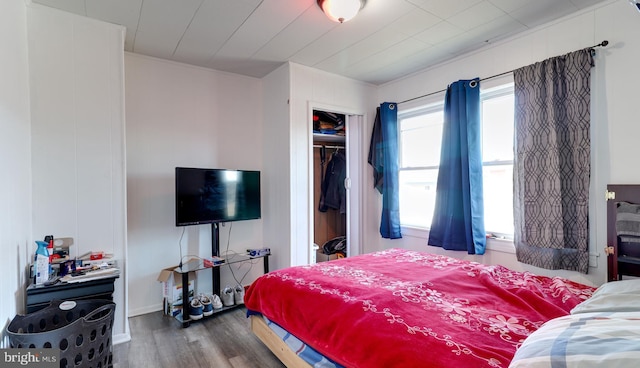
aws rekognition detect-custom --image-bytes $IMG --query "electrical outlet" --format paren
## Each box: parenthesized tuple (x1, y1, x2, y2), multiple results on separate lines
(588, 252, 600, 268)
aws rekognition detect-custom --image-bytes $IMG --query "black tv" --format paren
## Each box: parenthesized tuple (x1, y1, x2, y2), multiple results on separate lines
(175, 167, 261, 226)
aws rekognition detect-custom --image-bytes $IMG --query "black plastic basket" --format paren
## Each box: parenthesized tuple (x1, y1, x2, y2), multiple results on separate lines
(6, 299, 116, 368)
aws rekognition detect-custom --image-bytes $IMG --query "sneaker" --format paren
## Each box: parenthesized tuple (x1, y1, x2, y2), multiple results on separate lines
(221, 286, 234, 307)
(188, 298, 203, 320)
(200, 294, 213, 316)
(211, 294, 223, 309)
(234, 285, 245, 305)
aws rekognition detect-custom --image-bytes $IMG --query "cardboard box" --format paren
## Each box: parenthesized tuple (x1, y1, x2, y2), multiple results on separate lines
(157, 265, 195, 317)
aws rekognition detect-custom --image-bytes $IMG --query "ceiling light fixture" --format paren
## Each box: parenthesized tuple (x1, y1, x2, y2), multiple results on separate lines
(317, 0, 364, 23)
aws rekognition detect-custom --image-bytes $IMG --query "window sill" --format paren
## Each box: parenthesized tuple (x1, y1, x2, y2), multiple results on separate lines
(400, 226, 516, 254)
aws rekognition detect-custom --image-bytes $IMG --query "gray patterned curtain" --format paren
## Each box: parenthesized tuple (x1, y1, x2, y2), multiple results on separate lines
(513, 49, 593, 274)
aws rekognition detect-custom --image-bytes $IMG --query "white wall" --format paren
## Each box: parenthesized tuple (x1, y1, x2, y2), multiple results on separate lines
(27, 4, 129, 341)
(0, 0, 32, 335)
(261, 63, 377, 271)
(261, 63, 292, 273)
(375, 0, 636, 287)
(125, 54, 264, 316)
(287, 63, 377, 266)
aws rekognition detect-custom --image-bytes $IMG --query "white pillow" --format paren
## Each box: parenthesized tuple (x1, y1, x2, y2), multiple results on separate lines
(510, 312, 640, 368)
(571, 279, 640, 314)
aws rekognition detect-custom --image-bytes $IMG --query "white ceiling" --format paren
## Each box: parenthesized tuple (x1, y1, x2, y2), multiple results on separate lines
(32, 0, 609, 85)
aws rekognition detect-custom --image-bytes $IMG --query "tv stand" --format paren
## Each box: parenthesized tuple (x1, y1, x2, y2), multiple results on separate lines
(212, 222, 221, 297)
(173, 222, 269, 327)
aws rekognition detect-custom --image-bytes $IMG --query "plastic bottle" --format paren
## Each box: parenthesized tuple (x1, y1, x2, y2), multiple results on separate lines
(44, 235, 54, 262)
(47, 238, 54, 262)
(34, 240, 50, 284)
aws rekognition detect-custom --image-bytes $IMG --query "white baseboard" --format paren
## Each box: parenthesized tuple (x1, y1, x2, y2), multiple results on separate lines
(486, 237, 516, 254)
(128, 304, 162, 317)
(113, 332, 131, 345)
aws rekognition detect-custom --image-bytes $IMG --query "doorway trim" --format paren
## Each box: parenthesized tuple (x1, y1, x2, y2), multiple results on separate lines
(306, 101, 365, 264)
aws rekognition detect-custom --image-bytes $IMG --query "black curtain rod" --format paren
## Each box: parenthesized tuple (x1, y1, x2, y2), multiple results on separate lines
(398, 40, 609, 105)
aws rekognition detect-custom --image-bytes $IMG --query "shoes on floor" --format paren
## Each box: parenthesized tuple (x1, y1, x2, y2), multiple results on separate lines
(199, 294, 214, 316)
(211, 294, 223, 309)
(188, 298, 204, 320)
(222, 286, 234, 307)
(234, 285, 245, 305)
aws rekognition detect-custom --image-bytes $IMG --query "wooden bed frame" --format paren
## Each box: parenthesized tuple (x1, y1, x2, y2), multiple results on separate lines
(250, 315, 312, 368)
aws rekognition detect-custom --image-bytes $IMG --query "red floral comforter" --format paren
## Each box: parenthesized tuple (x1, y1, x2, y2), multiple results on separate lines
(245, 248, 595, 367)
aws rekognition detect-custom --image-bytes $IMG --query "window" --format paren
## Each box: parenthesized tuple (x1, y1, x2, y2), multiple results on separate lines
(398, 84, 514, 236)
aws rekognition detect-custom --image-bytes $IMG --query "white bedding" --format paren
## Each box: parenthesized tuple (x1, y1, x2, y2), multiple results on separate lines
(510, 279, 640, 368)
(509, 311, 640, 368)
(570, 278, 640, 314)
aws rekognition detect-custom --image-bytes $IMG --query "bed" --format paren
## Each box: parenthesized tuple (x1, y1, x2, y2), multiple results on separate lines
(245, 248, 605, 367)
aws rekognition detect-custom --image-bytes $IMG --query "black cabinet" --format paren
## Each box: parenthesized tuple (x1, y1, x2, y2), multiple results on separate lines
(26, 276, 118, 313)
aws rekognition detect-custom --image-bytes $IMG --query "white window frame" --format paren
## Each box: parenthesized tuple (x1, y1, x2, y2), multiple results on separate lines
(479, 83, 514, 239)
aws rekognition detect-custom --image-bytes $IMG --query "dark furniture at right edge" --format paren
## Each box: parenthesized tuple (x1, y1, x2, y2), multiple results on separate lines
(606, 184, 640, 281)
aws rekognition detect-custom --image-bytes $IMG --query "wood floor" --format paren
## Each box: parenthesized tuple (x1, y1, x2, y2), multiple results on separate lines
(112, 307, 285, 368)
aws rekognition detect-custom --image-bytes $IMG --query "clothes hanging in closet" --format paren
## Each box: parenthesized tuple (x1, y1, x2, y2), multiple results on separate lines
(319, 150, 346, 214)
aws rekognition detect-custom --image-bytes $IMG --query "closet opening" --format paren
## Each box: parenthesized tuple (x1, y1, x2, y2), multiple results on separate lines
(312, 110, 347, 263)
